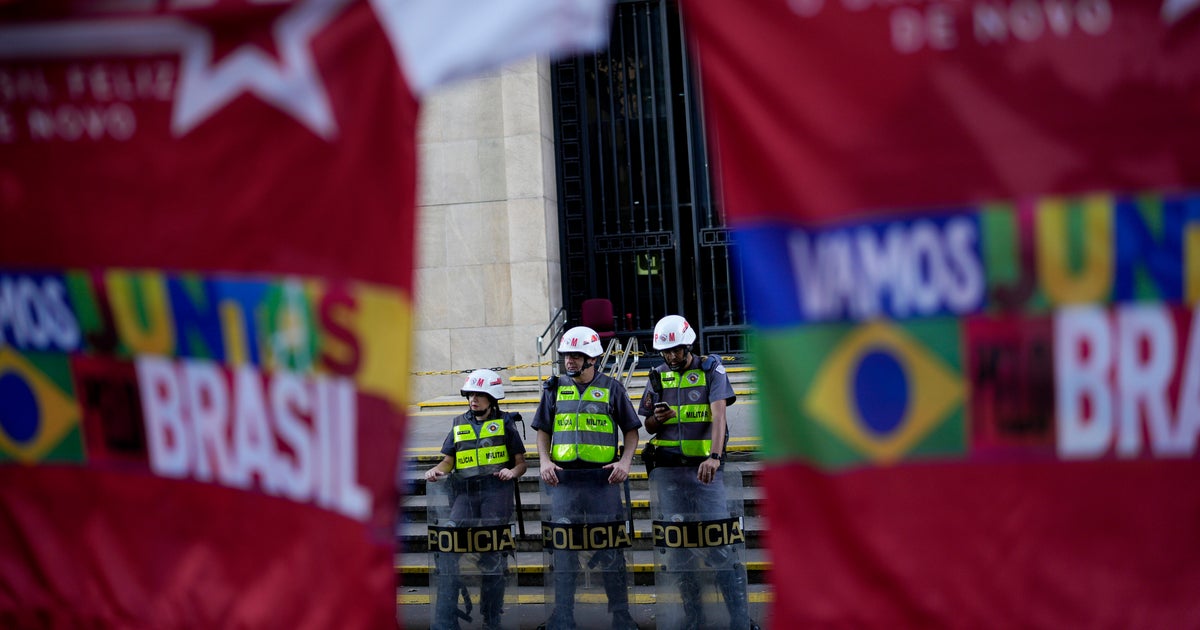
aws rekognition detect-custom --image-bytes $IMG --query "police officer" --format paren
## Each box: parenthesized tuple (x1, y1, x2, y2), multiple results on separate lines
(533, 325, 641, 630)
(425, 369, 528, 630)
(640, 315, 756, 630)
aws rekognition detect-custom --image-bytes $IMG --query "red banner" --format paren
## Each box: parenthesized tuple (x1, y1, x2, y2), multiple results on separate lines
(0, 0, 610, 626)
(0, 2, 415, 625)
(681, 0, 1200, 626)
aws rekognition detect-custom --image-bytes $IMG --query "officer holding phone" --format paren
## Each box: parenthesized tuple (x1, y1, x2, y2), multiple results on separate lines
(639, 315, 757, 630)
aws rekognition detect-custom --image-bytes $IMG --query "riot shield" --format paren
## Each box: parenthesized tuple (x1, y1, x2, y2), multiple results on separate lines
(427, 472, 519, 630)
(540, 467, 636, 630)
(649, 464, 751, 630)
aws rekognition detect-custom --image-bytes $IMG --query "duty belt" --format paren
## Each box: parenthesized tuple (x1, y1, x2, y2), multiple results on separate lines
(652, 449, 709, 468)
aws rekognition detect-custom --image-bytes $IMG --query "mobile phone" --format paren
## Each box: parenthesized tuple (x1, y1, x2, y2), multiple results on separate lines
(654, 402, 669, 412)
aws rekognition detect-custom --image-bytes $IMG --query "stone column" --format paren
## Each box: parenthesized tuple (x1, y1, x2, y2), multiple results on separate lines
(412, 56, 561, 404)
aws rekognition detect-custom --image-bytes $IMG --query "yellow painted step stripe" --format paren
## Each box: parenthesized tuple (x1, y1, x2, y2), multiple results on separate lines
(396, 561, 772, 575)
(405, 435, 761, 458)
(509, 366, 756, 383)
(398, 591, 774, 605)
(416, 389, 759, 409)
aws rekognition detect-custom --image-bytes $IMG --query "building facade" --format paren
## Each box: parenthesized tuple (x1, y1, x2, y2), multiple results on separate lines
(412, 0, 746, 403)
(412, 55, 562, 403)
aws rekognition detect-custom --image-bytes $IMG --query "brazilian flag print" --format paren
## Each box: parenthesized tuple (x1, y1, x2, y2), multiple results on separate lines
(0, 348, 84, 463)
(753, 318, 967, 469)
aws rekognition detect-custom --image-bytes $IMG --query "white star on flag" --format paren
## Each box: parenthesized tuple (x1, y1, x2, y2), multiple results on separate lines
(174, 0, 348, 139)
(0, 0, 348, 140)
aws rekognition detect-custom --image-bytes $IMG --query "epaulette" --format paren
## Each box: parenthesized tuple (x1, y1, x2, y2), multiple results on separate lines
(701, 354, 735, 405)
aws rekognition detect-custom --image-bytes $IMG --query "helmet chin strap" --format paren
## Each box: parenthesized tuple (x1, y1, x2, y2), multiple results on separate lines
(667, 352, 691, 371)
(469, 395, 496, 417)
(565, 358, 594, 378)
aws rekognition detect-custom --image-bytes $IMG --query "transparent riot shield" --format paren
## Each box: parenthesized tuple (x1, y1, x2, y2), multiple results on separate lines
(427, 473, 519, 630)
(540, 468, 636, 630)
(649, 464, 751, 630)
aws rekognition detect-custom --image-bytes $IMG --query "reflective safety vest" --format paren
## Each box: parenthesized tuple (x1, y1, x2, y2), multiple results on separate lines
(652, 366, 713, 458)
(550, 379, 618, 464)
(453, 413, 509, 478)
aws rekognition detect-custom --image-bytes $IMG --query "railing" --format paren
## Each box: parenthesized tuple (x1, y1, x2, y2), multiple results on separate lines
(539, 307, 640, 390)
(535, 307, 567, 384)
(605, 336, 641, 391)
(598, 337, 620, 379)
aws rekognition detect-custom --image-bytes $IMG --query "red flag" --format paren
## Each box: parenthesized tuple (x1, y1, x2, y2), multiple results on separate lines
(0, 0, 610, 627)
(681, 0, 1200, 626)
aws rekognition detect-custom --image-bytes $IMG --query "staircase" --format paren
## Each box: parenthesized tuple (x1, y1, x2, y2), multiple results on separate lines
(398, 361, 771, 628)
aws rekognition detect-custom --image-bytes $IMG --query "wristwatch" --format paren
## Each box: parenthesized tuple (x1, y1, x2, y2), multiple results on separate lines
(709, 452, 723, 461)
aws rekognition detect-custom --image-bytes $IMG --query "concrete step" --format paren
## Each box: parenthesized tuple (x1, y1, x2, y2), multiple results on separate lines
(395, 549, 774, 587)
(399, 459, 763, 494)
(397, 460, 766, 540)
(398, 486, 764, 524)
(397, 583, 776, 605)
(416, 366, 759, 411)
(399, 435, 763, 469)
(397, 514, 770, 554)
(502, 365, 759, 390)
(398, 364, 769, 626)
(396, 583, 775, 629)
(398, 458, 769, 551)
(399, 380, 772, 625)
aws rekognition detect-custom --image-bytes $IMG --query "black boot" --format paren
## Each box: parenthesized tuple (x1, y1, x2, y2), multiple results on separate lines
(480, 572, 504, 630)
(715, 565, 752, 630)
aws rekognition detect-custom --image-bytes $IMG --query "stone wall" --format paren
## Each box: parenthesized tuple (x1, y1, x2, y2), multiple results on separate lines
(411, 56, 561, 403)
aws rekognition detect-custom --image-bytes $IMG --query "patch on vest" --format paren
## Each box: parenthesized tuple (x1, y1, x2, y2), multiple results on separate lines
(590, 389, 604, 399)
(689, 390, 702, 402)
(687, 372, 700, 384)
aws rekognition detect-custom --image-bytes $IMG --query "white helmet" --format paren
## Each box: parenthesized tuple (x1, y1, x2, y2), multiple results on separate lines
(461, 369, 505, 400)
(558, 326, 604, 358)
(653, 315, 696, 350)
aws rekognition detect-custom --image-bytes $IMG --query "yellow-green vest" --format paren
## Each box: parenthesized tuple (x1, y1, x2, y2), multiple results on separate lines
(550, 379, 618, 464)
(453, 414, 509, 478)
(651, 366, 713, 458)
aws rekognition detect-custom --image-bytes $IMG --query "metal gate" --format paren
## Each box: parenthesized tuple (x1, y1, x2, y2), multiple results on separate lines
(551, 0, 748, 358)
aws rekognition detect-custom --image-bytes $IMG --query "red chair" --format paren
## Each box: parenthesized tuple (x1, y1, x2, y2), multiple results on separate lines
(581, 298, 616, 341)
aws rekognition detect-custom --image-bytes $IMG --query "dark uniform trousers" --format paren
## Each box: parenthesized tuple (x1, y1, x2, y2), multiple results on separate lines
(545, 468, 631, 629)
(653, 465, 751, 630)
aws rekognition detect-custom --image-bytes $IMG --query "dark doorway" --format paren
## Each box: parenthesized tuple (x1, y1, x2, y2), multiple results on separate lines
(551, 0, 748, 358)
